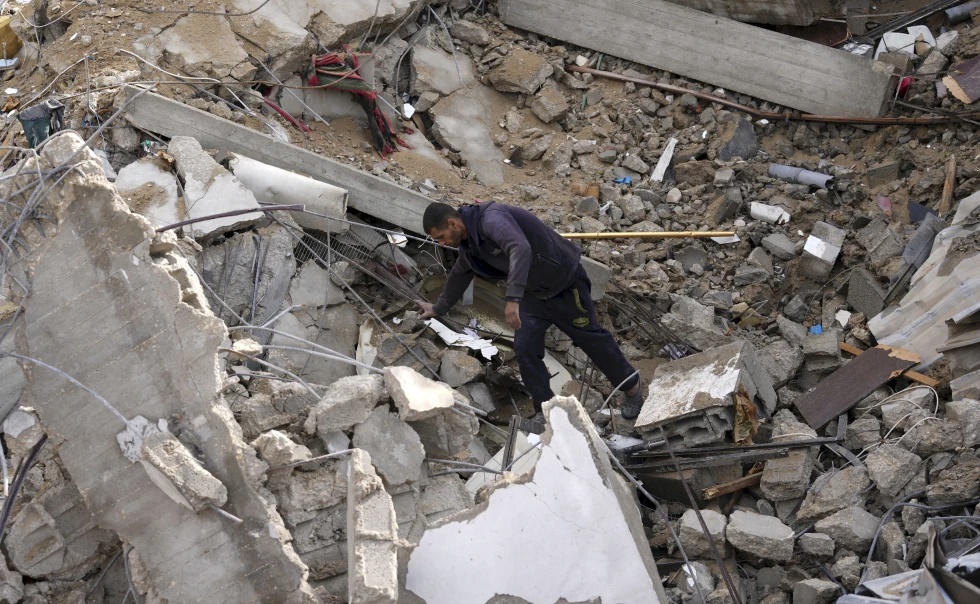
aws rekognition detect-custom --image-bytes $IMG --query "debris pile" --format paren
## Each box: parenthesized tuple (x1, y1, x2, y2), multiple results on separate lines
(0, 1, 979, 603)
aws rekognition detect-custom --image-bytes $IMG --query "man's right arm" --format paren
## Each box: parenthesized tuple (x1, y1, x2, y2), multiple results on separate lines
(420, 260, 474, 318)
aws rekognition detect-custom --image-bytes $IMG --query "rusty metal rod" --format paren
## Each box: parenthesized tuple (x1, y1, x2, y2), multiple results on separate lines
(562, 230, 734, 240)
(569, 65, 980, 125)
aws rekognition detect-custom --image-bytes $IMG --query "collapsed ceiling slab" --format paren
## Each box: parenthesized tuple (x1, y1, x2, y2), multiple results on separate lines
(498, 0, 896, 117)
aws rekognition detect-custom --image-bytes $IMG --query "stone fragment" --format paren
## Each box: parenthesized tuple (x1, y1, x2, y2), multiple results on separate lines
(659, 296, 732, 353)
(531, 86, 569, 123)
(114, 157, 181, 229)
(140, 431, 228, 512)
(757, 339, 803, 388)
(802, 331, 841, 374)
(305, 374, 385, 435)
(792, 579, 838, 604)
(866, 444, 923, 497)
(622, 154, 650, 175)
(449, 21, 490, 45)
(927, 458, 980, 505)
(936, 30, 960, 56)
(855, 217, 903, 265)
(797, 466, 871, 523)
(778, 315, 808, 348)
(353, 408, 425, 486)
(716, 118, 759, 161)
(0, 559, 22, 603)
(274, 463, 347, 527)
(618, 194, 647, 223)
(814, 507, 880, 552)
(799, 533, 835, 559)
(487, 48, 553, 94)
(761, 411, 817, 502)
(408, 394, 479, 459)
(944, 399, 980, 447)
(748, 247, 774, 275)
(734, 265, 770, 286)
(916, 50, 949, 79)
(848, 267, 886, 318)
(439, 350, 483, 388)
(865, 162, 900, 188)
(679, 509, 727, 558)
(347, 449, 399, 604)
(725, 510, 794, 562)
(252, 430, 312, 468)
(385, 365, 455, 420)
(762, 233, 797, 261)
(800, 221, 846, 282)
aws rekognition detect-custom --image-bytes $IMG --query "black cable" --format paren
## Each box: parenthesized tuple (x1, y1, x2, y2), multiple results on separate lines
(0, 434, 48, 546)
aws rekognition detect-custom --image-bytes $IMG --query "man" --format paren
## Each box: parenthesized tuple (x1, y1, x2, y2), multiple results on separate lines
(417, 201, 644, 431)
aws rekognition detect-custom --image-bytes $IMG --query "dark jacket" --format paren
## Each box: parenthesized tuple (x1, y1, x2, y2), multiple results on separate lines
(432, 201, 581, 315)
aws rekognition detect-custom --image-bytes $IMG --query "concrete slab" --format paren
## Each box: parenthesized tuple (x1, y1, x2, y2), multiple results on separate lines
(405, 396, 668, 604)
(429, 85, 506, 186)
(353, 407, 425, 486)
(347, 449, 399, 604)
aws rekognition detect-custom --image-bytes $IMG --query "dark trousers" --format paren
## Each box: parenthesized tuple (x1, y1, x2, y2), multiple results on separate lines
(514, 264, 639, 411)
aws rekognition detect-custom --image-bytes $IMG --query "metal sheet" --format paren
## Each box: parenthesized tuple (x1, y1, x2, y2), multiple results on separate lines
(794, 346, 917, 429)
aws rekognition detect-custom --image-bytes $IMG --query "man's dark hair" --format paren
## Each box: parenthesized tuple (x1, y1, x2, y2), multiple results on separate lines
(422, 202, 461, 233)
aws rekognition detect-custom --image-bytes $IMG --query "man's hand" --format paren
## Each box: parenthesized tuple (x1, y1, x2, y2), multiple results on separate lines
(505, 300, 521, 330)
(417, 301, 436, 320)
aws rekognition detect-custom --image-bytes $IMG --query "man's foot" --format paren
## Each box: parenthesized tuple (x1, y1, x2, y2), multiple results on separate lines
(621, 383, 644, 420)
(518, 411, 545, 435)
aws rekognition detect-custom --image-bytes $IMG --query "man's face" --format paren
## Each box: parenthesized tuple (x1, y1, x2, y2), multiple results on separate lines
(428, 218, 465, 247)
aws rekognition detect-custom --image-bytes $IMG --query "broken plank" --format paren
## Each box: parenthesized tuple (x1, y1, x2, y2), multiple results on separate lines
(499, 0, 896, 117)
(120, 86, 432, 233)
(939, 154, 956, 217)
(839, 342, 939, 387)
(795, 346, 918, 429)
(702, 471, 762, 501)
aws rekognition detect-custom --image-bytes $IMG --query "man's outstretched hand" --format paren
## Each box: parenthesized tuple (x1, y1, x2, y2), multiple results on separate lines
(505, 300, 521, 330)
(417, 301, 436, 320)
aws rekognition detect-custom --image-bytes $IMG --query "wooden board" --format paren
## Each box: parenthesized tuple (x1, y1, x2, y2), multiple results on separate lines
(839, 342, 939, 387)
(498, 0, 896, 117)
(794, 346, 918, 429)
(121, 86, 433, 233)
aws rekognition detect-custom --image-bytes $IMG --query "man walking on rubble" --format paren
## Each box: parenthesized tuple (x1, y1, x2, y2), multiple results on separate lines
(417, 201, 644, 432)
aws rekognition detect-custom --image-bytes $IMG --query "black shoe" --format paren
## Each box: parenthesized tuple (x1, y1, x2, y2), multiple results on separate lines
(621, 384, 644, 420)
(518, 412, 545, 435)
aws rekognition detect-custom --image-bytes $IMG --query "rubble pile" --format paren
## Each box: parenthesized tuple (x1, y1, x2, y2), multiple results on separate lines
(0, 1, 979, 604)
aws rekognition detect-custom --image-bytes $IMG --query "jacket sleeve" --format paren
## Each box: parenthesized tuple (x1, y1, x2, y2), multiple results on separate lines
(432, 258, 475, 316)
(481, 209, 532, 300)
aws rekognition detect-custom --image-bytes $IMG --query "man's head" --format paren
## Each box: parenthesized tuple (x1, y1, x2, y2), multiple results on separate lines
(423, 202, 467, 246)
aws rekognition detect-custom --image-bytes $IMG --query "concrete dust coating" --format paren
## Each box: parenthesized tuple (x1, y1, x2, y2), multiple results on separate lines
(405, 397, 665, 604)
(114, 158, 180, 229)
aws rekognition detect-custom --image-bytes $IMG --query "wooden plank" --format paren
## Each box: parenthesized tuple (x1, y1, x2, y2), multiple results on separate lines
(794, 346, 917, 429)
(839, 342, 940, 387)
(120, 86, 432, 233)
(702, 471, 762, 500)
(498, 0, 896, 117)
(939, 154, 956, 217)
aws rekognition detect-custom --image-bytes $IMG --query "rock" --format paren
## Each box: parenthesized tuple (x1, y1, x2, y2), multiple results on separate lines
(783, 296, 809, 323)
(140, 431, 228, 512)
(449, 21, 490, 45)
(831, 555, 864, 592)
(716, 118, 759, 161)
(927, 458, 980, 505)
(520, 133, 554, 161)
(110, 125, 141, 152)
(408, 393, 479, 459)
(844, 417, 881, 451)
(487, 48, 553, 94)
(352, 408, 425, 486)
(936, 30, 960, 56)
(778, 315, 808, 348)
(725, 510, 794, 562)
(439, 350, 483, 387)
(575, 196, 600, 214)
(799, 533, 835, 559)
(675, 246, 708, 272)
(305, 374, 385, 435)
(803, 332, 841, 374)
(714, 168, 734, 185)
(252, 430, 311, 468)
(734, 265, 770, 286)
(290, 262, 345, 308)
(792, 579, 838, 604)
(757, 339, 803, 388)
(617, 195, 647, 223)
(747, 247, 774, 275)
(916, 49, 949, 79)
(761, 412, 817, 502)
(622, 154, 650, 175)
(666, 188, 682, 204)
(946, 399, 980, 447)
(679, 508, 727, 558)
(866, 444, 923, 497)
(901, 419, 963, 455)
(799, 221, 846, 282)
(865, 162, 900, 189)
(901, 500, 926, 534)
(762, 233, 797, 261)
(855, 217, 903, 265)
(0, 559, 22, 603)
(385, 365, 455, 420)
(530, 86, 569, 124)
(814, 507, 880, 552)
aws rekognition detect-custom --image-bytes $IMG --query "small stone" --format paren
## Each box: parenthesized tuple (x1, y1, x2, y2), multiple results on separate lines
(252, 430, 311, 468)
(762, 233, 797, 261)
(621, 154, 650, 174)
(666, 188, 682, 204)
(530, 87, 570, 124)
(304, 374, 385, 435)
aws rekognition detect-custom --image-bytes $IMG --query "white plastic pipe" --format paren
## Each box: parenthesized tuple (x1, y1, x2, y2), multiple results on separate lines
(768, 163, 835, 189)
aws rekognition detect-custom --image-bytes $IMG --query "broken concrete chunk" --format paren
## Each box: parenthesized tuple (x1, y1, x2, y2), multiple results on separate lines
(848, 267, 887, 318)
(274, 463, 348, 527)
(405, 396, 668, 603)
(797, 466, 871, 523)
(306, 374, 385, 435)
(289, 261, 346, 308)
(660, 295, 731, 352)
(0, 558, 23, 603)
(800, 221, 846, 282)
(167, 136, 263, 238)
(252, 430, 312, 468)
(716, 118, 759, 161)
(725, 510, 794, 562)
(926, 457, 980, 505)
(761, 410, 818, 502)
(867, 443, 924, 498)
(347, 449, 399, 604)
(762, 233, 797, 261)
(793, 579, 838, 604)
(531, 86, 570, 123)
(385, 365, 455, 420)
(802, 331, 841, 374)
(409, 396, 479, 459)
(353, 407, 425, 486)
(799, 533, 835, 559)
(449, 20, 490, 45)
(814, 506, 880, 552)
(944, 399, 980, 447)
(487, 47, 553, 94)
(679, 508, 727, 558)
(411, 45, 475, 96)
(140, 430, 228, 512)
(439, 349, 483, 388)
(757, 339, 803, 388)
(114, 157, 181, 229)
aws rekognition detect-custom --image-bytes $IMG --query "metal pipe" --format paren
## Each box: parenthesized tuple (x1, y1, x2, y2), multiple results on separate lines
(562, 230, 735, 240)
(768, 163, 835, 189)
(947, 1, 980, 24)
(155, 204, 305, 233)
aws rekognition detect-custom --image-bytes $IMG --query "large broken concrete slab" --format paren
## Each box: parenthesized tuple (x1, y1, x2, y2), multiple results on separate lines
(132, 12, 251, 80)
(429, 85, 507, 186)
(347, 449, 399, 604)
(405, 396, 668, 604)
(499, 0, 895, 117)
(633, 340, 777, 446)
(8, 132, 314, 602)
(665, 0, 826, 25)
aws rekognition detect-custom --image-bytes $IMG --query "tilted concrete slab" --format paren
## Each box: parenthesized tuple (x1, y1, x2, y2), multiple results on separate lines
(499, 0, 895, 117)
(10, 132, 314, 603)
(405, 396, 667, 604)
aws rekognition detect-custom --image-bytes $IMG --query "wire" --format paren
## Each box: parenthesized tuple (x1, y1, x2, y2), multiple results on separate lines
(137, 0, 275, 17)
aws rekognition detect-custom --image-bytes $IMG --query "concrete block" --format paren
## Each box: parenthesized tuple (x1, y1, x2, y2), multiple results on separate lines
(814, 506, 880, 552)
(347, 449, 399, 604)
(865, 161, 899, 188)
(634, 340, 778, 446)
(848, 267, 886, 318)
(140, 431, 228, 512)
(761, 411, 818, 502)
(726, 510, 794, 562)
(306, 374, 385, 435)
(439, 350, 483, 388)
(799, 533, 835, 559)
(679, 508, 727, 558)
(353, 407, 426, 486)
(793, 578, 838, 604)
(762, 233, 797, 261)
(405, 396, 668, 603)
(385, 365, 455, 421)
(799, 221, 846, 282)
(802, 331, 841, 374)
